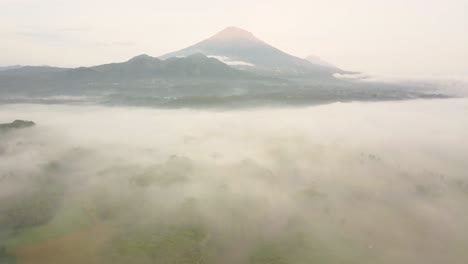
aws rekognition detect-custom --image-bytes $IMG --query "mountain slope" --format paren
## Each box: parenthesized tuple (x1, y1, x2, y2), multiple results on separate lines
(305, 55, 338, 69)
(0, 65, 23, 72)
(161, 27, 344, 76)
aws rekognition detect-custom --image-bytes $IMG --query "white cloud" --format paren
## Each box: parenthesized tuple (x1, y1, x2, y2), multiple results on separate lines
(208, 55, 255, 66)
(1, 99, 468, 262)
(334, 73, 468, 96)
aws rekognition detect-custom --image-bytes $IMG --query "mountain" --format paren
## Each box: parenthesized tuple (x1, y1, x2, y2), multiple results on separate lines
(305, 55, 338, 69)
(0, 28, 447, 107)
(161, 27, 345, 76)
(0, 65, 23, 71)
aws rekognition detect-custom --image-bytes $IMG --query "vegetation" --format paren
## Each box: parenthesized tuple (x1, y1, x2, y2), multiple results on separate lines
(0, 120, 35, 132)
(0, 173, 64, 230)
(0, 247, 16, 264)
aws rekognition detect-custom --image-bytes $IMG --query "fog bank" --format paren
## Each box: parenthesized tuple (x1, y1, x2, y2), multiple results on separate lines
(1, 99, 467, 264)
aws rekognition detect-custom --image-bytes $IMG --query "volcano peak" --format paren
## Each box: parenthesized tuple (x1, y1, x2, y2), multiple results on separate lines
(208, 27, 259, 42)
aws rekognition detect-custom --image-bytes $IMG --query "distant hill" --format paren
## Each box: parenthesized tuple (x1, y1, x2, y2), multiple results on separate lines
(92, 53, 251, 79)
(0, 53, 275, 98)
(0, 66, 69, 76)
(160, 27, 345, 76)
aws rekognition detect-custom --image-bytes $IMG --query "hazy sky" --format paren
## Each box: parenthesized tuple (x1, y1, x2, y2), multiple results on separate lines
(1, 0, 467, 76)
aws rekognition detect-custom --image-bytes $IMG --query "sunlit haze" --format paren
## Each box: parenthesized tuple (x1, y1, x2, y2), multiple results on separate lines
(1, 2, 467, 264)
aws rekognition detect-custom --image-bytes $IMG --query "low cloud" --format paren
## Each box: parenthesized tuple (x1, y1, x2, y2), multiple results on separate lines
(1, 99, 467, 263)
(334, 73, 468, 96)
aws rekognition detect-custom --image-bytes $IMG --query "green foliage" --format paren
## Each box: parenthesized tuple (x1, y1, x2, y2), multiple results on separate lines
(0, 174, 65, 230)
(0, 247, 16, 264)
(4, 203, 93, 248)
(131, 156, 193, 187)
(113, 225, 209, 264)
(0, 120, 35, 132)
(91, 186, 137, 221)
(249, 243, 288, 264)
(248, 231, 362, 264)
